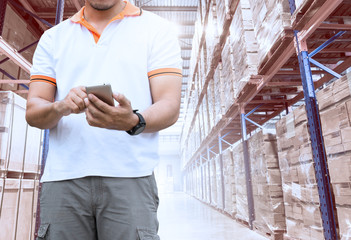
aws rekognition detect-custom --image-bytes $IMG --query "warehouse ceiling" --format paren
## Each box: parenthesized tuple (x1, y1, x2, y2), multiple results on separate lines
(4, 0, 198, 131)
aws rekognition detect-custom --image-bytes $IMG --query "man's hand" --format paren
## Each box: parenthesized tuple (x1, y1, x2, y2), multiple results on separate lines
(54, 86, 87, 116)
(84, 93, 139, 130)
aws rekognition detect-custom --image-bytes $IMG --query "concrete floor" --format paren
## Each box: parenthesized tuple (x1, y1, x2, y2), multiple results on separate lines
(158, 192, 268, 240)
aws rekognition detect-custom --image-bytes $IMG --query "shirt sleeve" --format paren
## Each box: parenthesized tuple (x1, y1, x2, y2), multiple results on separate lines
(30, 30, 57, 87)
(147, 20, 183, 80)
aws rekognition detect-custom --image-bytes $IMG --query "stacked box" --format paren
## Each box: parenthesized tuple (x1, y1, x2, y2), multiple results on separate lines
(222, 148, 236, 217)
(221, 40, 235, 113)
(202, 94, 210, 138)
(249, 131, 286, 237)
(1, 6, 36, 94)
(0, 178, 21, 240)
(0, 92, 42, 239)
(276, 71, 351, 239)
(0, 92, 27, 175)
(24, 125, 42, 174)
(202, 162, 210, 203)
(16, 180, 38, 240)
(216, 0, 230, 34)
(292, 0, 315, 23)
(247, 0, 291, 68)
(210, 156, 218, 207)
(228, 0, 259, 98)
(213, 64, 225, 126)
(233, 142, 249, 222)
(207, 79, 216, 131)
(276, 106, 324, 240)
(206, 2, 220, 71)
(215, 154, 224, 210)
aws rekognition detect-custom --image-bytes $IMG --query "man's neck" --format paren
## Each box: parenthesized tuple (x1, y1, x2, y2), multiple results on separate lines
(84, 0, 126, 24)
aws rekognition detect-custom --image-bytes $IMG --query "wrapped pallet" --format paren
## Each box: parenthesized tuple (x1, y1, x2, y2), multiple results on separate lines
(247, 0, 291, 68)
(276, 106, 324, 240)
(276, 70, 351, 240)
(210, 156, 218, 208)
(206, 2, 220, 71)
(221, 39, 236, 112)
(249, 131, 286, 238)
(207, 79, 216, 131)
(0, 178, 21, 240)
(0, 92, 27, 176)
(222, 148, 236, 217)
(228, 0, 259, 98)
(215, 154, 224, 210)
(233, 142, 249, 222)
(216, 0, 230, 34)
(213, 64, 225, 126)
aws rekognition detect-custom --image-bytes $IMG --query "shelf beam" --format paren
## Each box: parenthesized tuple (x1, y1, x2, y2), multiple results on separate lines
(0, 37, 32, 73)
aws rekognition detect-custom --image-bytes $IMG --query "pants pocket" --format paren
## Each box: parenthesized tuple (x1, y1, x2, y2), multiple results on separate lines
(137, 228, 160, 240)
(37, 223, 50, 239)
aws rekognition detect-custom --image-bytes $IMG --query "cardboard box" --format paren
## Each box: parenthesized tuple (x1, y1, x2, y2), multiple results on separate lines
(0, 178, 20, 240)
(337, 207, 351, 240)
(16, 180, 36, 240)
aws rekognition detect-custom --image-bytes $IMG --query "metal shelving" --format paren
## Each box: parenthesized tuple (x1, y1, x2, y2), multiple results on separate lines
(182, 0, 351, 239)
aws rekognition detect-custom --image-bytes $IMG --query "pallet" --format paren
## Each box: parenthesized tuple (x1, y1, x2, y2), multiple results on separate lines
(253, 223, 285, 240)
(258, 28, 295, 76)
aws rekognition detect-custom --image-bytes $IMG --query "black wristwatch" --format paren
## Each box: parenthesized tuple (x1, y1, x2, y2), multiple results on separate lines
(126, 110, 146, 135)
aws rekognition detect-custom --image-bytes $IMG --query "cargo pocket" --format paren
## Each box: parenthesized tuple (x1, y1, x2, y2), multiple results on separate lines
(37, 223, 49, 239)
(137, 228, 160, 240)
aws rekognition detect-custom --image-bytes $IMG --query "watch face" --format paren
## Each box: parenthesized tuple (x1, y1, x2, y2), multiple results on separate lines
(134, 124, 146, 135)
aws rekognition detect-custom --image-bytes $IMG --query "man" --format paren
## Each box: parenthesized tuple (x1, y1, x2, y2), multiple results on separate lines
(26, 0, 182, 239)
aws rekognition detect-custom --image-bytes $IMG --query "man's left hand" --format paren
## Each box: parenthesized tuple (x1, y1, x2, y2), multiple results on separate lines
(84, 93, 139, 131)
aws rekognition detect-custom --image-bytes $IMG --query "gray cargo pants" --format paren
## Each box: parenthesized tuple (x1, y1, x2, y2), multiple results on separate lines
(36, 174, 160, 240)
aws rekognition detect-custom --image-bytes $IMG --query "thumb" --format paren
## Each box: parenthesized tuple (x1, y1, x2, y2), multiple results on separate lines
(113, 93, 130, 107)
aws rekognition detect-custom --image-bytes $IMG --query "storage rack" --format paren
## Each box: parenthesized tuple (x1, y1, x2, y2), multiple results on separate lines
(0, 0, 62, 237)
(182, 0, 351, 239)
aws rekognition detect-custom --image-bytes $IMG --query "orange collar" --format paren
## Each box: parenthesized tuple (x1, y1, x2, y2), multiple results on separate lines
(70, 1, 141, 23)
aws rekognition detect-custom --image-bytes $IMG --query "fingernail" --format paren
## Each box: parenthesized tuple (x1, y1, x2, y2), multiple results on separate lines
(84, 98, 89, 105)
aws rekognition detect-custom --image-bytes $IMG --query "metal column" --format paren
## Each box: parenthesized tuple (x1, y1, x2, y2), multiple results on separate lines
(218, 135, 225, 211)
(0, 0, 7, 36)
(288, 1, 339, 239)
(55, 0, 65, 25)
(240, 111, 255, 229)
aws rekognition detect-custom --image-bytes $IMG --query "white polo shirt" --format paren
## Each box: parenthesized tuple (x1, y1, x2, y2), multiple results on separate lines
(30, 1, 182, 182)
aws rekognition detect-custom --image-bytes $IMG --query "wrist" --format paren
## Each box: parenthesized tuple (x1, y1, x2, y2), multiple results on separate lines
(128, 111, 140, 131)
(52, 101, 66, 117)
(126, 110, 146, 135)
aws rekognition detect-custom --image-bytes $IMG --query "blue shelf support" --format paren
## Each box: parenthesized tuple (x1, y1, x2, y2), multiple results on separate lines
(240, 110, 255, 229)
(289, 1, 339, 239)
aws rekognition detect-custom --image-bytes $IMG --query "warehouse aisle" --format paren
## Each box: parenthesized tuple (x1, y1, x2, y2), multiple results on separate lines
(158, 192, 268, 240)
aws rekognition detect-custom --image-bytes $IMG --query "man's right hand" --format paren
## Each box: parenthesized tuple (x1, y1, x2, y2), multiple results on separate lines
(26, 83, 88, 129)
(54, 86, 88, 116)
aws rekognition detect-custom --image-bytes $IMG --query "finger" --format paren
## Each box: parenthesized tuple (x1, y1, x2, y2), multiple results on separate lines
(88, 94, 111, 113)
(86, 99, 105, 119)
(85, 110, 98, 127)
(68, 99, 81, 114)
(113, 93, 131, 107)
(75, 86, 88, 99)
(71, 94, 86, 112)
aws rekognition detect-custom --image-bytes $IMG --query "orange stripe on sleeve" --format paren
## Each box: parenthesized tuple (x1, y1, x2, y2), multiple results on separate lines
(30, 75, 57, 86)
(148, 68, 182, 79)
